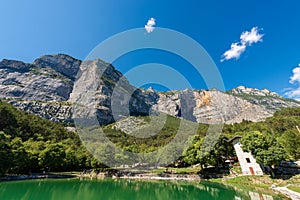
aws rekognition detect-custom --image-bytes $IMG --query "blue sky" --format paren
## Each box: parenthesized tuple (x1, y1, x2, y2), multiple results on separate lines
(1, 0, 300, 98)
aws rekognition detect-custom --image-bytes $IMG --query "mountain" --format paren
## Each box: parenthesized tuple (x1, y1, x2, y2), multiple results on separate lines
(227, 86, 300, 112)
(0, 54, 299, 125)
(0, 54, 80, 123)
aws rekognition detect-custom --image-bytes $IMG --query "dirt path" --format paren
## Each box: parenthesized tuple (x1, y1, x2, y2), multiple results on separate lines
(272, 186, 300, 200)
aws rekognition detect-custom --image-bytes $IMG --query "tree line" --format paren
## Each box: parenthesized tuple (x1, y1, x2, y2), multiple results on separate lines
(1, 99, 300, 176)
(0, 100, 101, 176)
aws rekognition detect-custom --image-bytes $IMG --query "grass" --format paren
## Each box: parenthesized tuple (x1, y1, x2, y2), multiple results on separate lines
(207, 175, 286, 197)
(232, 165, 242, 174)
(149, 166, 201, 175)
(278, 174, 300, 186)
(287, 186, 300, 193)
(149, 168, 165, 174)
(225, 175, 272, 188)
(29, 67, 72, 82)
(101, 113, 205, 154)
(208, 173, 300, 198)
(208, 178, 223, 183)
(169, 166, 201, 174)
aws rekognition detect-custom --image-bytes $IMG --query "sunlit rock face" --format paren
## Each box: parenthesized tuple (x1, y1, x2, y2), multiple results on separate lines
(0, 54, 299, 124)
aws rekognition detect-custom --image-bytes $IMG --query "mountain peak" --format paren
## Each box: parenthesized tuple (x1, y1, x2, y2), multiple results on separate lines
(33, 54, 81, 79)
(0, 59, 34, 72)
(231, 85, 281, 98)
(1, 54, 300, 124)
(228, 86, 300, 112)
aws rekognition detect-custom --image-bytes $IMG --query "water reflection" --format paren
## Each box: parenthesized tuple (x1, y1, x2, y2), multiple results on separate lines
(0, 178, 281, 200)
(248, 191, 274, 200)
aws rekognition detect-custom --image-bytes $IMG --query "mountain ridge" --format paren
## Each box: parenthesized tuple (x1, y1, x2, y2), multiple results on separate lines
(0, 54, 299, 125)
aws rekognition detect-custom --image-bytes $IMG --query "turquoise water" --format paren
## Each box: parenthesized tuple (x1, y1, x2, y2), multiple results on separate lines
(0, 178, 282, 200)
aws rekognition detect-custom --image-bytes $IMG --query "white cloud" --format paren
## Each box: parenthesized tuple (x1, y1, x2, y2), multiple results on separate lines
(145, 17, 156, 33)
(285, 65, 300, 100)
(240, 27, 264, 45)
(289, 66, 300, 84)
(221, 42, 246, 62)
(285, 88, 300, 100)
(221, 26, 263, 62)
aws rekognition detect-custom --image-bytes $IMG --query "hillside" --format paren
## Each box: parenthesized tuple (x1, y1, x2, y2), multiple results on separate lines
(227, 85, 300, 112)
(0, 100, 98, 176)
(0, 54, 300, 125)
(1, 95, 300, 176)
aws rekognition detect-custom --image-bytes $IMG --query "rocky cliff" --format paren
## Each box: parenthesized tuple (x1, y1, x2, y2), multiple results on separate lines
(228, 85, 300, 112)
(150, 89, 273, 124)
(0, 54, 299, 124)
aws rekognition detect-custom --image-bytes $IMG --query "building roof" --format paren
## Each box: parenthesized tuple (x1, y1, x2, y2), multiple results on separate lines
(227, 136, 242, 143)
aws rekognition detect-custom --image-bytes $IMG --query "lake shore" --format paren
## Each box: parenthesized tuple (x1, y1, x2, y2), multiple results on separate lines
(78, 170, 300, 199)
(0, 174, 75, 182)
(2, 172, 300, 199)
(76, 170, 203, 182)
(0, 171, 203, 182)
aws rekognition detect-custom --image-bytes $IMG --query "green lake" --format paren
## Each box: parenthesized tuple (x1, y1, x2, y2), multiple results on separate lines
(0, 178, 283, 200)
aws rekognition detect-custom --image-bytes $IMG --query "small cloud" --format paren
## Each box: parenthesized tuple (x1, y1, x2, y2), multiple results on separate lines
(285, 64, 300, 100)
(221, 26, 264, 62)
(145, 17, 156, 33)
(240, 27, 264, 45)
(281, 87, 293, 93)
(289, 65, 300, 84)
(221, 42, 246, 62)
(285, 88, 300, 100)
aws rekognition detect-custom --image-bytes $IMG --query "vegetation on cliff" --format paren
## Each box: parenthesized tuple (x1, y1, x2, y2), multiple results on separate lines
(0, 100, 100, 176)
(1, 98, 300, 177)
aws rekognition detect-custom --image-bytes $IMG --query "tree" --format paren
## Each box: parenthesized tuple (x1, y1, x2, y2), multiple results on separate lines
(211, 135, 234, 167)
(278, 130, 300, 160)
(39, 143, 66, 172)
(240, 131, 269, 155)
(23, 139, 46, 172)
(240, 131, 287, 177)
(183, 136, 208, 169)
(0, 103, 17, 136)
(256, 146, 286, 166)
(183, 135, 233, 170)
(0, 131, 12, 176)
(182, 139, 199, 166)
(0, 101, 97, 176)
(10, 137, 29, 174)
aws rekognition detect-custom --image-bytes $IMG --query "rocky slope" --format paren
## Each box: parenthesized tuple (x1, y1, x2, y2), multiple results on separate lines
(0, 54, 79, 122)
(227, 85, 300, 112)
(148, 89, 273, 124)
(0, 54, 299, 124)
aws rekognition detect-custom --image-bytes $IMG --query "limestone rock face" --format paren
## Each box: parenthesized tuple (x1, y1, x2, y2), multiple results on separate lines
(0, 54, 76, 122)
(228, 86, 300, 112)
(0, 62, 73, 102)
(9, 100, 73, 123)
(33, 54, 81, 80)
(149, 89, 273, 124)
(0, 54, 299, 125)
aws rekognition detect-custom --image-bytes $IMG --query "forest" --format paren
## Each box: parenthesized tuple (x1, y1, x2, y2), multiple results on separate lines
(0, 100, 101, 176)
(1, 100, 300, 176)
